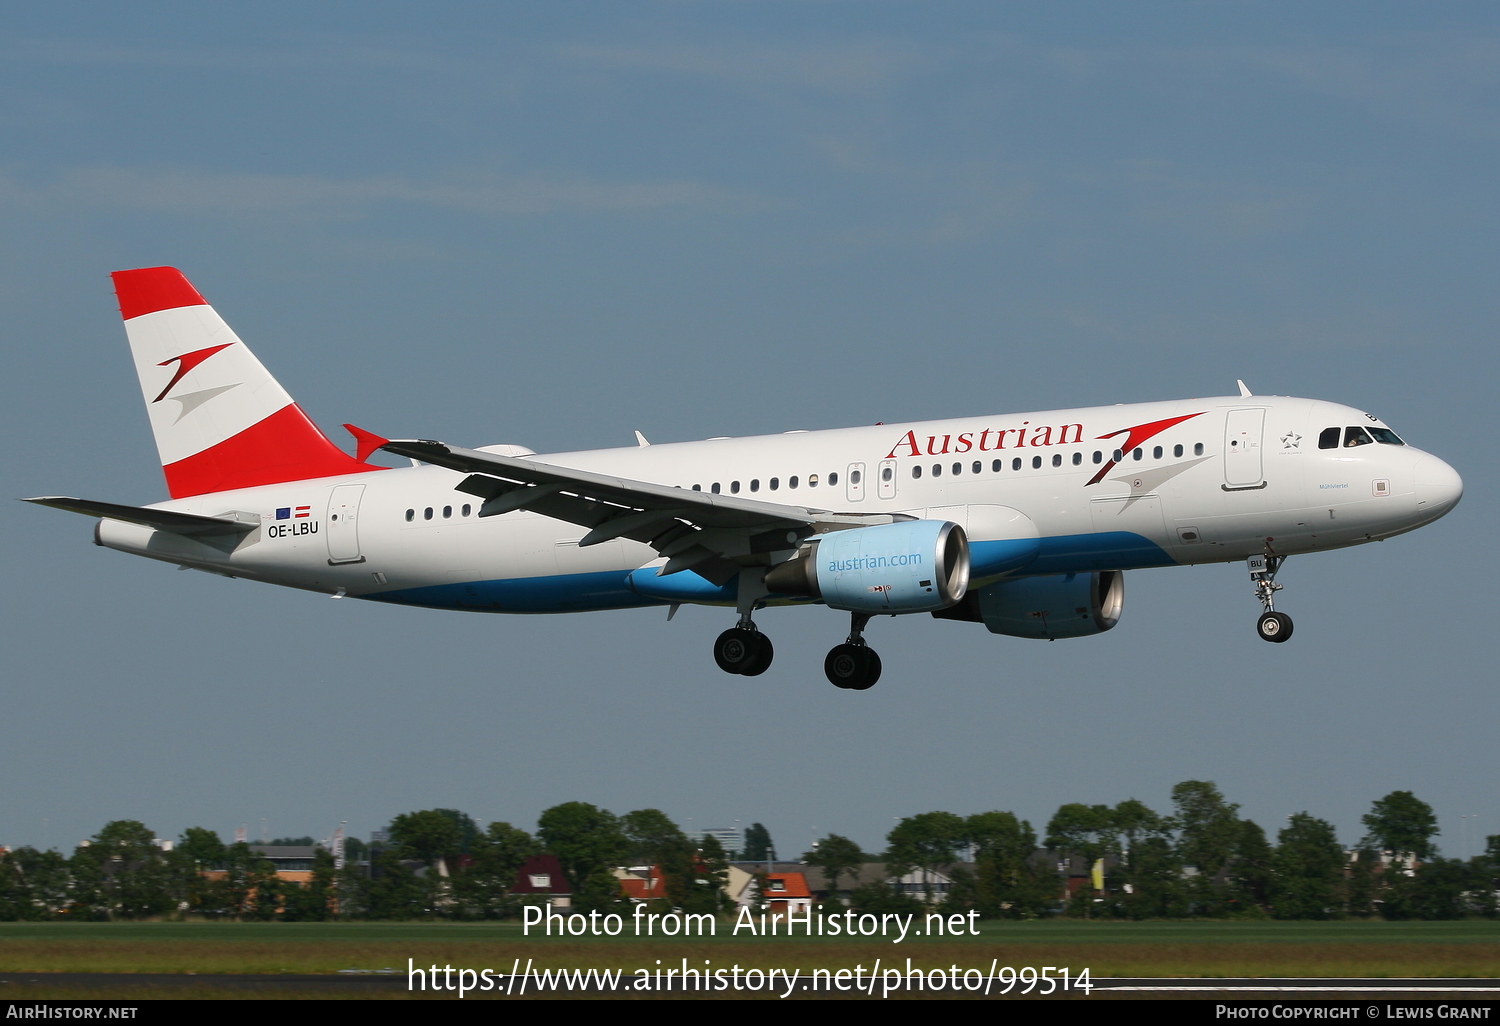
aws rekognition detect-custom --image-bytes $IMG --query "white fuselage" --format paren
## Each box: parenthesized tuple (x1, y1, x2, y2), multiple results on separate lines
(95, 394, 1463, 614)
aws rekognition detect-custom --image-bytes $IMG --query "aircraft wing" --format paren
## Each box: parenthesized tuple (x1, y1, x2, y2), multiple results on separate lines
(379, 437, 879, 585)
(22, 496, 259, 544)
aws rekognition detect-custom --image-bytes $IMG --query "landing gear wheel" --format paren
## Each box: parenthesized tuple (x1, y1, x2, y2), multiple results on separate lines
(824, 644, 882, 690)
(739, 633, 774, 676)
(1256, 611, 1293, 643)
(714, 628, 773, 674)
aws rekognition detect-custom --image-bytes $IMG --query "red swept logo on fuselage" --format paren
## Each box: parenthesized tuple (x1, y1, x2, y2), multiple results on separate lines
(884, 412, 1205, 486)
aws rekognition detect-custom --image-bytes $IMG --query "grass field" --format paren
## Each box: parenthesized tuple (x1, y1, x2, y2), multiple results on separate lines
(2, 920, 1499, 979)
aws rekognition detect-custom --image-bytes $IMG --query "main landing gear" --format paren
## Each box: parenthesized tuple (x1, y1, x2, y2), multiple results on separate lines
(715, 569, 775, 676)
(824, 613, 882, 690)
(1249, 554, 1293, 643)
(714, 621, 774, 676)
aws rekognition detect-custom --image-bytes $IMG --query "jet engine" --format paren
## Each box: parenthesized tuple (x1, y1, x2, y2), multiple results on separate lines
(934, 570, 1123, 639)
(765, 520, 969, 614)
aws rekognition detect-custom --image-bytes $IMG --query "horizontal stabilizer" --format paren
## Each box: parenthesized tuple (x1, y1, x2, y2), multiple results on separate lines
(22, 496, 258, 539)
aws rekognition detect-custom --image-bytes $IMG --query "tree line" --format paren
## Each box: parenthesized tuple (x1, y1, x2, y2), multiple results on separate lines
(2, 784, 1494, 921)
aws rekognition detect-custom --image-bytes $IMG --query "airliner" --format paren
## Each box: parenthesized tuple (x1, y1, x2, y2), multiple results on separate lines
(25, 267, 1464, 689)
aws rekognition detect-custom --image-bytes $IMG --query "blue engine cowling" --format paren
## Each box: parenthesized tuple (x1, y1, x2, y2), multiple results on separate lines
(764, 520, 969, 613)
(934, 571, 1123, 639)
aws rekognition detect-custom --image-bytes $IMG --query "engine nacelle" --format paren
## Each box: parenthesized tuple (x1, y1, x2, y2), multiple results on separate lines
(935, 570, 1123, 639)
(765, 520, 969, 614)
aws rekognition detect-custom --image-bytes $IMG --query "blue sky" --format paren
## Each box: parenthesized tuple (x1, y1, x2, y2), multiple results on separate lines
(2, 2, 1495, 859)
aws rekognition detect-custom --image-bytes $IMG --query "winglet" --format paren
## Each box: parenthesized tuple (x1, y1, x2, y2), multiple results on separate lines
(343, 424, 390, 464)
(1237, 379, 1253, 398)
(634, 430, 651, 447)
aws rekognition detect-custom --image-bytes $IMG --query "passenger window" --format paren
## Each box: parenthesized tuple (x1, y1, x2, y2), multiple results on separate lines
(1031, 456, 1041, 469)
(424, 507, 433, 520)
(912, 466, 922, 479)
(1052, 454, 1062, 467)
(711, 483, 721, 494)
(1012, 458, 1021, 471)
(1318, 427, 1341, 449)
(790, 476, 799, 488)
(881, 467, 892, 482)
(808, 474, 819, 487)
(828, 472, 838, 486)
(1174, 444, 1183, 457)
(405, 509, 414, 522)
(750, 479, 760, 492)
(952, 463, 961, 475)
(769, 478, 779, 490)
(692, 484, 701, 491)
(1093, 451, 1102, 464)
(1072, 452, 1082, 466)
(462, 504, 471, 516)
(443, 505, 452, 518)
(932, 464, 942, 477)
(731, 481, 741, 493)
(1194, 442, 1204, 456)
(851, 470, 862, 484)
(1113, 449, 1123, 462)
(1153, 446, 1162, 459)
(991, 460, 1001, 472)
(1133, 448, 1143, 461)
(1344, 427, 1374, 447)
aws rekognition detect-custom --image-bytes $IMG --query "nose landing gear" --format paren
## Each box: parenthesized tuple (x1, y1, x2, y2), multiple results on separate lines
(1249, 554, 1293, 643)
(825, 613, 882, 689)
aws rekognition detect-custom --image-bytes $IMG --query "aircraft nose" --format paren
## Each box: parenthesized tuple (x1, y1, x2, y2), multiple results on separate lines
(1414, 455, 1463, 518)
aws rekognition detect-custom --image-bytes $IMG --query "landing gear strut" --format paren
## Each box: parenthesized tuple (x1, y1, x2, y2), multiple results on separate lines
(825, 613, 882, 690)
(1249, 554, 1293, 643)
(714, 570, 774, 675)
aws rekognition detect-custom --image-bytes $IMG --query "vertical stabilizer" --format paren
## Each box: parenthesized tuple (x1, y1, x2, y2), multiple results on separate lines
(111, 266, 374, 498)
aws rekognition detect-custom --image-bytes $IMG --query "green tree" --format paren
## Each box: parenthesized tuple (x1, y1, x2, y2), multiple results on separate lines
(453, 822, 539, 919)
(1361, 791, 1439, 860)
(802, 834, 865, 901)
(1170, 781, 1241, 875)
(364, 848, 429, 919)
(966, 811, 1049, 918)
(622, 809, 695, 909)
(0, 848, 69, 921)
(1227, 820, 1273, 915)
(1045, 803, 1114, 868)
(742, 823, 774, 862)
(1115, 836, 1187, 920)
(536, 802, 628, 912)
(887, 811, 966, 905)
(281, 849, 336, 922)
(1111, 799, 1168, 864)
(686, 834, 731, 915)
(69, 821, 173, 920)
(1270, 813, 1345, 920)
(388, 809, 475, 871)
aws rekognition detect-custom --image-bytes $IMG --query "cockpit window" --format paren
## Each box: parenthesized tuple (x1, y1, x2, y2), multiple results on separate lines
(1318, 427, 1341, 449)
(1369, 427, 1404, 445)
(1344, 426, 1374, 447)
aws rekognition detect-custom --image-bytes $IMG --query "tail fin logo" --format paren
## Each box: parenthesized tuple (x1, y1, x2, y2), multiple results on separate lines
(153, 343, 236, 403)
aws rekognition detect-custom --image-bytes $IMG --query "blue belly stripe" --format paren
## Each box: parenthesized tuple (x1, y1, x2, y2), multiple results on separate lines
(364, 531, 1177, 613)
